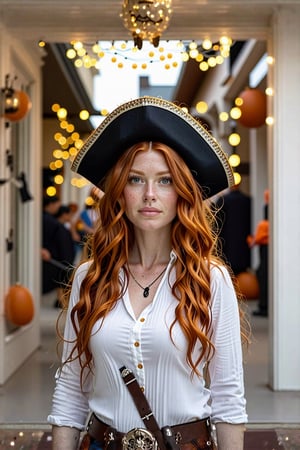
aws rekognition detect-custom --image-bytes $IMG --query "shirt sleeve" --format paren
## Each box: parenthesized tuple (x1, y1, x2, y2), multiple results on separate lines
(47, 262, 92, 429)
(208, 265, 248, 424)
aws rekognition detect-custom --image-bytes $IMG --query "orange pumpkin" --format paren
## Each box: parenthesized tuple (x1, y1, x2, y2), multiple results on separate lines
(237, 88, 267, 128)
(4, 90, 32, 122)
(236, 271, 260, 300)
(5, 284, 34, 326)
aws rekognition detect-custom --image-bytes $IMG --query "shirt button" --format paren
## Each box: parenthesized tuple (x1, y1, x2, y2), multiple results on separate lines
(140, 386, 145, 393)
(140, 317, 145, 322)
(137, 363, 143, 369)
(134, 341, 140, 347)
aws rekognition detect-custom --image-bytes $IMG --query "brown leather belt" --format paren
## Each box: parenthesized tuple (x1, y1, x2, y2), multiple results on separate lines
(87, 413, 213, 449)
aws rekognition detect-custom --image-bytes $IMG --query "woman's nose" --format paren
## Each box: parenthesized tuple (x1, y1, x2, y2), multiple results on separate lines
(143, 182, 156, 202)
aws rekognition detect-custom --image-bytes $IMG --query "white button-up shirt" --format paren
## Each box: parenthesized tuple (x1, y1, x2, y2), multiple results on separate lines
(48, 252, 247, 431)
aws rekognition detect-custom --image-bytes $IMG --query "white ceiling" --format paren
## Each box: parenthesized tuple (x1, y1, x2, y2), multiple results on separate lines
(1, 0, 298, 43)
(0, 0, 297, 131)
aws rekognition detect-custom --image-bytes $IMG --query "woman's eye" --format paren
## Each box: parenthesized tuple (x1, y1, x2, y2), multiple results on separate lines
(159, 177, 172, 185)
(128, 175, 143, 184)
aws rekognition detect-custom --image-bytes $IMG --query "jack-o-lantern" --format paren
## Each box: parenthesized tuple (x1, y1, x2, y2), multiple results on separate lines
(237, 88, 267, 128)
(5, 284, 34, 326)
(4, 90, 32, 122)
(236, 271, 260, 300)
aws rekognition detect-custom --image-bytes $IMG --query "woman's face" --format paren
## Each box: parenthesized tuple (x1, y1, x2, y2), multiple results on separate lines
(123, 147, 178, 233)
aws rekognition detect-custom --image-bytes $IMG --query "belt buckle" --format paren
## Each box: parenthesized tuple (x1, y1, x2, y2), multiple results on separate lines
(122, 428, 158, 450)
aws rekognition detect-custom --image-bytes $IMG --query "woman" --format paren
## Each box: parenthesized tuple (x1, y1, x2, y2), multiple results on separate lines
(48, 97, 248, 450)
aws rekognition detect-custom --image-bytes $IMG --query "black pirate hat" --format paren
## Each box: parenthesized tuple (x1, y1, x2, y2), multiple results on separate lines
(71, 97, 234, 198)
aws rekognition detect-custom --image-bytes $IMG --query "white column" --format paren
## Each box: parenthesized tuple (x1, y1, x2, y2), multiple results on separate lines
(269, 6, 300, 390)
(0, 25, 12, 384)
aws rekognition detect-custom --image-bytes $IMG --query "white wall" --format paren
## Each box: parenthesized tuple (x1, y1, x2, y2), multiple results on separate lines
(0, 28, 43, 384)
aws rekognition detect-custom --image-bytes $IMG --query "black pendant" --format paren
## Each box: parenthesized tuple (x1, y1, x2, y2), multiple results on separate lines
(143, 287, 150, 298)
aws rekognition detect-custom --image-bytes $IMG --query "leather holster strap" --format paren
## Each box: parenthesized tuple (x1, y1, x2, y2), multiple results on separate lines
(119, 366, 161, 433)
(87, 413, 212, 447)
(119, 366, 167, 449)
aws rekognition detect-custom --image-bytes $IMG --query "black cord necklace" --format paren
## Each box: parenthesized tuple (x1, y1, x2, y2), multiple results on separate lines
(127, 264, 168, 298)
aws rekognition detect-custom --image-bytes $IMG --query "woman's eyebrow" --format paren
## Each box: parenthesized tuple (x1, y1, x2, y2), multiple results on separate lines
(129, 169, 171, 176)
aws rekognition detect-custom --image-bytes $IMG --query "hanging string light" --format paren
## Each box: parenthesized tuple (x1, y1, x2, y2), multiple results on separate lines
(66, 40, 182, 71)
(228, 131, 241, 147)
(229, 153, 241, 168)
(182, 37, 232, 71)
(49, 103, 111, 189)
(48, 103, 92, 189)
(64, 38, 232, 72)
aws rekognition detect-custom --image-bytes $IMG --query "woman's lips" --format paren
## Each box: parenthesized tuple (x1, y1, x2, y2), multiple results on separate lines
(139, 207, 161, 215)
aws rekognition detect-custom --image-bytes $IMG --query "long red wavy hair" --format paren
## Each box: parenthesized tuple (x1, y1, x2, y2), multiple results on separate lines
(62, 142, 246, 385)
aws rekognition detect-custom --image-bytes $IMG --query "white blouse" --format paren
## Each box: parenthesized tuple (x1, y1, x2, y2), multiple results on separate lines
(48, 252, 247, 431)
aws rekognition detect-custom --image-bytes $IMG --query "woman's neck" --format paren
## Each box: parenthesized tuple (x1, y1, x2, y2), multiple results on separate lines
(129, 230, 171, 269)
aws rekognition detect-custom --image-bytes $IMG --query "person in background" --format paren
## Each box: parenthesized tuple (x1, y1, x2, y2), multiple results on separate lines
(52, 205, 77, 307)
(77, 203, 97, 239)
(42, 196, 61, 294)
(68, 202, 82, 247)
(248, 189, 269, 317)
(48, 97, 249, 450)
(55, 205, 77, 263)
(56, 204, 73, 227)
(42, 198, 75, 307)
(76, 189, 103, 259)
(214, 184, 251, 276)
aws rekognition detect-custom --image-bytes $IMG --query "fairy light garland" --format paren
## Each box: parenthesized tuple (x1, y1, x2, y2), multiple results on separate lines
(65, 39, 232, 72)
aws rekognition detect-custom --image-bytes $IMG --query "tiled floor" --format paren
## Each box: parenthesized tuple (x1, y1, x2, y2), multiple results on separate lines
(0, 296, 299, 449)
(243, 310, 300, 426)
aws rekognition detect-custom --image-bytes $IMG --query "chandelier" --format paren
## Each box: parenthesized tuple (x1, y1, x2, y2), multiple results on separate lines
(52, 0, 233, 72)
(120, 0, 173, 49)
